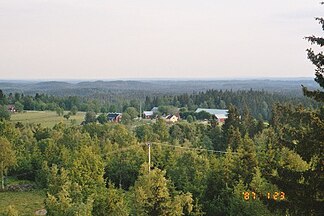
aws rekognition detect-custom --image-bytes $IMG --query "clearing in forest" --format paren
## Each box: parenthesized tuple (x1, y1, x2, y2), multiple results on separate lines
(10, 111, 85, 127)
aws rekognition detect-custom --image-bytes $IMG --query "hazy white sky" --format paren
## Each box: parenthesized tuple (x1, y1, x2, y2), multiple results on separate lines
(0, 0, 322, 80)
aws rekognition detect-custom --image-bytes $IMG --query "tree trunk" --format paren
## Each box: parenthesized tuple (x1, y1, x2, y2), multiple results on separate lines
(1, 161, 4, 190)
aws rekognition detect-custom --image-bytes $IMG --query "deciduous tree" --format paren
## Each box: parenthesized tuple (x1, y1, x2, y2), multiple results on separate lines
(85, 111, 97, 124)
(0, 137, 16, 190)
(0, 106, 10, 120)
(14, 101, 23, 113)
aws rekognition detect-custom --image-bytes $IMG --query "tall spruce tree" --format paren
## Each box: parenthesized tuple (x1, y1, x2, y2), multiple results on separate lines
(132, 165, 193, 215)
(272, 7, 324, 214)
(302, 5, 324, 102)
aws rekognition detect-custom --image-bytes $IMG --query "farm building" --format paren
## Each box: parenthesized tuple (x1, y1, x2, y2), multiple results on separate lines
(7, 105, 16, 112)
(143, 111, 154, 119)
(195, 108, 228, 123)
(151, 107, 159, 113)
(107, 113, 122, 123)
(165, 114, 178, 123)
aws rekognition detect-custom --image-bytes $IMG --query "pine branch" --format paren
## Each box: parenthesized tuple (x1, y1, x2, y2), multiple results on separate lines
(305, 18, 324, 46)
(302, 86, 324, 102)
(314, 69, 324, 89)
(304, 11, 324, 102)
(306, 49, 324, 68)
(315, 17, 324, 31)
(305, 36, 324, 47)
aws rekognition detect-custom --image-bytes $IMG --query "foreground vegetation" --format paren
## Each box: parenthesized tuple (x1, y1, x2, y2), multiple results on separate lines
(0, 97, 322, 215)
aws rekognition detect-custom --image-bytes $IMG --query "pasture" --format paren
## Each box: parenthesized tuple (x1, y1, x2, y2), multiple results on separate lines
(10, 111, 85, 128)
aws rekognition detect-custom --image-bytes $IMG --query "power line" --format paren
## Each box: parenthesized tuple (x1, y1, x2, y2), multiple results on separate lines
(152, 142, 237, 154)
(106, 142, 234, 155)
(105, 144, 139, 155)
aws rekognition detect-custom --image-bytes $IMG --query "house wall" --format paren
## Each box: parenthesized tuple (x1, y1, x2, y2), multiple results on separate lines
(116, 115, 122, 122)
(218, 118, 225, 123)
(144, 114, 152, 119)
(169, 116, 178, 123)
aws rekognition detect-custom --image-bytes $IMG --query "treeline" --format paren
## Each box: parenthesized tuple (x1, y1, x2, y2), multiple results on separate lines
(0, 79, 318, 99)
(0, 88, 319, 122)
(0, 99, 322, 215)
(144, 89, 319, 120)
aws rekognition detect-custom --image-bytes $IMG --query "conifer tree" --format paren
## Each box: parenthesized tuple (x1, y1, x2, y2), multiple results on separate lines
(302, 6, 324, 102)
(94, 182, 130, 216)
(222, 104, 240, 141)
(269, 14, 324, 209)
(132, 165, 193, 215)
(240, 104, 254, 137)
(153, 118, 169, 142)
(70, 146, 105, 198)
(273, 105, 324, 215)
(226, 126, 242, 151)
(167, 151, 209, 199)
(234, 135, 258, 184)
(222, 147, 236, 187)
(45, 165, 94, 216)
(276, 6, 324, 214)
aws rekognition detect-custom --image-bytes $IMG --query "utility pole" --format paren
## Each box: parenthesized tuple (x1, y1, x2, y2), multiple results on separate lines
(140, 101, 142, 121)
(148, 143, 151, 173)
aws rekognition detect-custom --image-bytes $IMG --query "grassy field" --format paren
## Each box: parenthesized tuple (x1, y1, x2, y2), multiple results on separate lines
(0, 190, 45, 215)
(10, 111, 85, 128)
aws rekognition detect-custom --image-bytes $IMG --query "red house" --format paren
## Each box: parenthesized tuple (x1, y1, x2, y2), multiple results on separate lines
(7, 105, 16, 112)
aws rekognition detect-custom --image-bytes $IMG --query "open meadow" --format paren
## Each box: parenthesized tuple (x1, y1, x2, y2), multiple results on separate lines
(10, 111, 85, 128)
(0, 190, 45, 215)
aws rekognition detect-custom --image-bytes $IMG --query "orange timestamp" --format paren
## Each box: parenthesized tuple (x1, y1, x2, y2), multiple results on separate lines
(243, 191, 285, 201)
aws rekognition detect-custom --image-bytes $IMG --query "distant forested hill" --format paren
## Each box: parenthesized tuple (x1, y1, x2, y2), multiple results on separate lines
(0, 79, 318, 98)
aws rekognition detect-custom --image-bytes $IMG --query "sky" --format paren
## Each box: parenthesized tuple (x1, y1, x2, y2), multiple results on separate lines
(0, 0, 323, 80)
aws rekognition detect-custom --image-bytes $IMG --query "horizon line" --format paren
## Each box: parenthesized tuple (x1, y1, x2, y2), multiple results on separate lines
(0, 76, 314, 83)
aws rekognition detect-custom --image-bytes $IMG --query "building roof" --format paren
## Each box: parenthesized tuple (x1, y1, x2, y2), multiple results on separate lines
(107, 113, 122, 119)
(195, 108, 228, 116)
(215, 114, 227, 119)
(143, 111, 154, 116)
(166, 114, 177, 119)
(151, 107, 159, 113)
